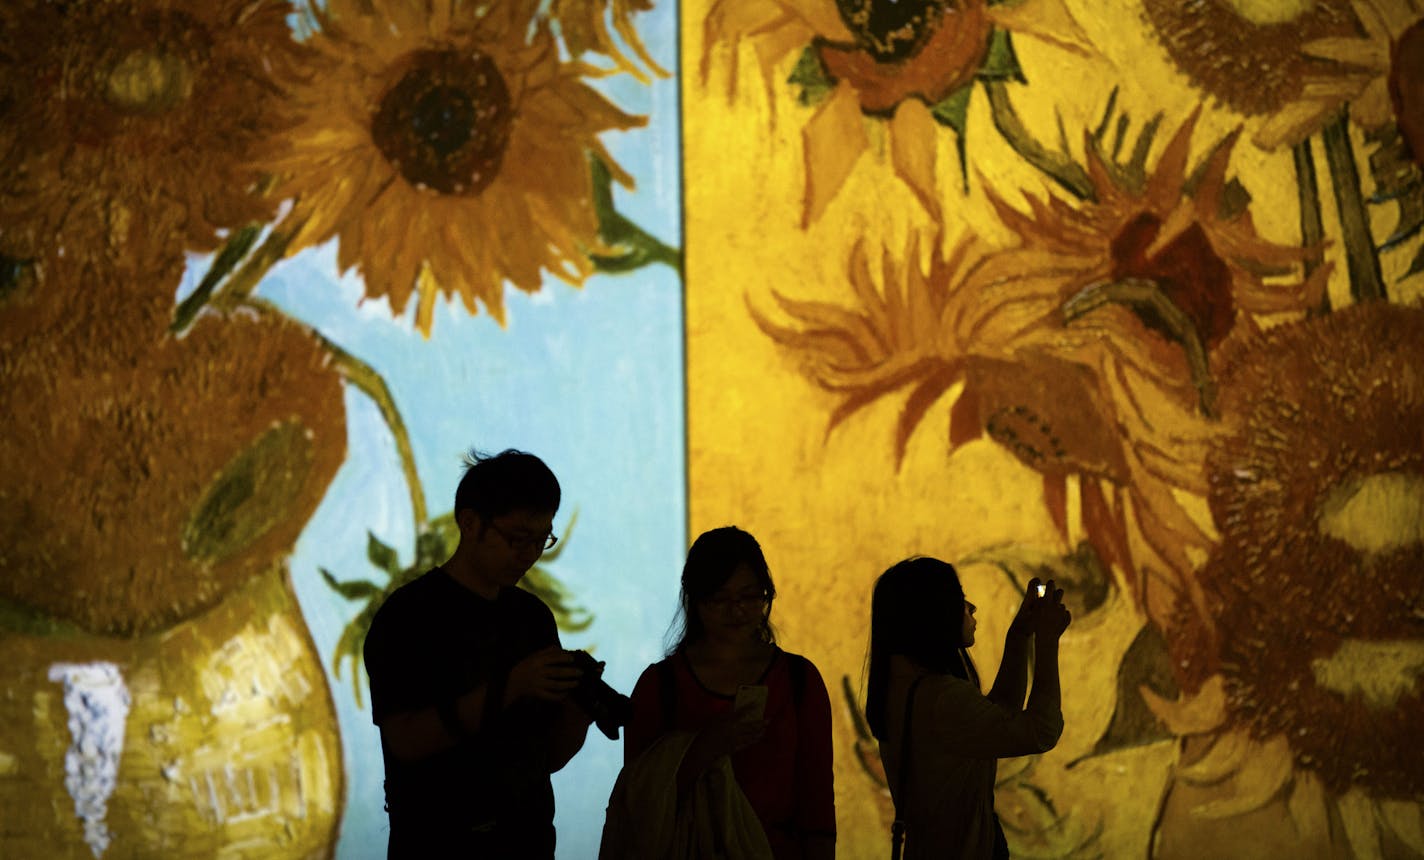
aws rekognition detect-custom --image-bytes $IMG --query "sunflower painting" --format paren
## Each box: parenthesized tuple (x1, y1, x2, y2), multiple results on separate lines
(2, 0, 680, 856)
(5, 0, 1424, 856)
(689, 0, 1424, 857)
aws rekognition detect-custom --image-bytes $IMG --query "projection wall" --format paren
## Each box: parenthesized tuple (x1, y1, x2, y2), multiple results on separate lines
(2, 0, 1423, 858)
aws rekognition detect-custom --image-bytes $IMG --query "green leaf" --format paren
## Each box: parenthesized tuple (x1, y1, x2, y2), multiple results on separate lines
(929, 86, 973, 191)
(929, 85, 973, 135)
(589, 154, 683, 275)
(367, 531, 401, 576)
(319, 568, 384, 601)
(978, 29, 1025, 83)
(788, 45, 834, 108)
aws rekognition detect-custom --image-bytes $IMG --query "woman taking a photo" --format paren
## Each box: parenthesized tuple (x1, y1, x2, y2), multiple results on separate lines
(622, 526, 835, 860)
(866, 557, 1070, 859)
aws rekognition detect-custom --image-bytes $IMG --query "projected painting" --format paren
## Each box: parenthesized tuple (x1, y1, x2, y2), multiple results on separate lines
(0, 0, 680, 858)
(688, 0, 1424, 858)
(2, 0, 1423, 858)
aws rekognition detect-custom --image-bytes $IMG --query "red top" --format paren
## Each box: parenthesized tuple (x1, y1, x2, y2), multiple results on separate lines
(625, 648, 837, 857)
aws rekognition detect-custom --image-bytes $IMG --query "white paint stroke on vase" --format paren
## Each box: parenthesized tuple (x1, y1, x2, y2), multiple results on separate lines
(48, 662, 131, 858)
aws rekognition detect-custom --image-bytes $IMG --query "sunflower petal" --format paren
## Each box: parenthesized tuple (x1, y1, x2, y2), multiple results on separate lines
(1140, 673, 1226, 735)
(1191, 733, 1293, 819)
(1338, 788, 1385, 860)
(1178, 727, 1249, 785)
(986, 0, 1097, 57)
(802, 85, 870, 227)
(890, 99, 943, 221)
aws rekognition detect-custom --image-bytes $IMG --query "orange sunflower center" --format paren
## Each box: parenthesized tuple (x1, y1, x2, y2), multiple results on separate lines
(835, 0, 946, 61)
(1109, 213, 1235, 348)
(371, 48, 513, 196)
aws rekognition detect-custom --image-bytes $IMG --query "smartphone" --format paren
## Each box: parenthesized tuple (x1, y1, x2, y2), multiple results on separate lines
(733, 684, 768, 722)
(1035, 583, 1047, 597)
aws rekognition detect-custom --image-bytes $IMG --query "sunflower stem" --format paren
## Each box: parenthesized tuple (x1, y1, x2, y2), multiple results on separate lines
(589, 155, 683, 276)
(984, 81, 1093, 200)
(1321, 112, 1387, 303)
(170, 225, 262, 334)
(325, 339, 430, 530)
(1292, 138, 1329, 315)
(242, 297, 430, 531)
(212, 228, 298, 311)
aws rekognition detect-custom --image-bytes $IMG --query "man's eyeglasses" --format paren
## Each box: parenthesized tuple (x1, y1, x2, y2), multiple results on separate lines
(488, 522, 558, 551)
(702, 592, 771, 611)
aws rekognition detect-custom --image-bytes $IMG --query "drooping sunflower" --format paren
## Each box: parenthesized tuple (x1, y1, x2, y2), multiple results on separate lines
(0, 290, 346, 636)
(754, 111, 1328, 631)
(0, 0, 304, 271)
(1141, 0, 1379, 150)
(700, 0, 1094, 225)
(1147, 302, 1424, 856)
(551, 0, 669, 82)
(271, 0, 646, 335)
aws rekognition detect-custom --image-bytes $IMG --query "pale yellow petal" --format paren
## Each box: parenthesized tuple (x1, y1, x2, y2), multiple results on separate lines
(1338, 787, 1385, 860)
(801, 84, 869, 227)
(1299, 36, 1388, 71)
(1179, 728, 1250, 785)
(414, 263, 438, 337)
(1351, 81, 1396, 130)
(1192, 734, 1293, 819)
(1252, 98, 1339, 150)
(1379, 799, 1424, 856)
(1140, 674, 1227, 735)
(890, 99, 943, 222)
(780, 0, 852, 41)
(1286, 770, 1334, 848)
(987, 0, 1096, 57)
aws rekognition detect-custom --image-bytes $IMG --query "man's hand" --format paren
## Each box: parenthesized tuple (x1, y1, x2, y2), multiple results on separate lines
(506, 647, 582, 705)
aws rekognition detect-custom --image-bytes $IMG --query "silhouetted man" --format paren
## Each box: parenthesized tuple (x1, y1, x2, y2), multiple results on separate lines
(364, 449, 592, 857)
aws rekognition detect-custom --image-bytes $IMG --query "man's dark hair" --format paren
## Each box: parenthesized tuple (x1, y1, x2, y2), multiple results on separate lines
(864, 556, 979, 740)
(454, 449, 560, 521)
(667, 526, 777, 653)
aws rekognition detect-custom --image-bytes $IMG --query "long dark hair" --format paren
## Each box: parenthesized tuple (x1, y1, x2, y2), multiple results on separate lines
(666, 526, 777, 654)
(865, 557, 979, 740)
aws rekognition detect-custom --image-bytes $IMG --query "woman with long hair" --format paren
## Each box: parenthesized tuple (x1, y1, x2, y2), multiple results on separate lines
(866, 557, 1070, 859)
(622, 526, 835, 859)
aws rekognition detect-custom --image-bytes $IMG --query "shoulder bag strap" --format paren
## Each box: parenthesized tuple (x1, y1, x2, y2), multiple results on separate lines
(891, 675, 927, 860)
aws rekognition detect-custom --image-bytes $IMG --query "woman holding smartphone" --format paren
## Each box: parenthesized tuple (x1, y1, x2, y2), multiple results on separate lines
(866, 557, 1070, 859)
(623, 526, 836, 860)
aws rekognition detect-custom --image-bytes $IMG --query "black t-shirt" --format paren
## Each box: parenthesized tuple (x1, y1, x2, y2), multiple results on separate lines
(363, 568, 561, 850)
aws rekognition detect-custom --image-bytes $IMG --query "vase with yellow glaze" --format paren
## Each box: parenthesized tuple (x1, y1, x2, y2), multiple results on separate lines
(0, 274, 349, 857)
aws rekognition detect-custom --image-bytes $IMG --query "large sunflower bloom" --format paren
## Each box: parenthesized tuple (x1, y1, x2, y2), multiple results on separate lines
(754, 112, 1328, 631)
(1148, 303, 1424, 857)
(700, 0, 1094, 225)
(978, 111, 1326, 618)
(0, 0, 303, 271)
(271, 0, 645, 335)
